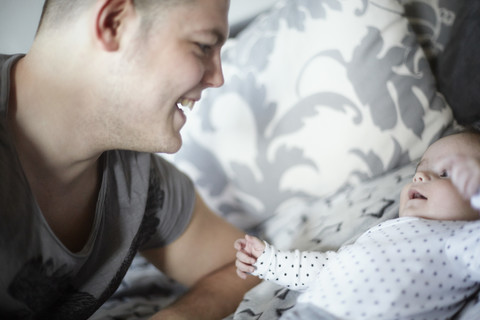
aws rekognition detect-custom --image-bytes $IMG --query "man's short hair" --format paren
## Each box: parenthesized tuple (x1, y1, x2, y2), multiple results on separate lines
(36, 0, 190, 34)
(37, 0, 92, 32)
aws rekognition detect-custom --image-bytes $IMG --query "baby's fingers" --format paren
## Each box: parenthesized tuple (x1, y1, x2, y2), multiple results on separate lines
(236, 250, 257, 265)
(451, 160, 480, 198)
(235, 259, 256, 275)
(437, 155, 480, 199)
(236, 268, 247, 280)
(233, 238, 246, 251)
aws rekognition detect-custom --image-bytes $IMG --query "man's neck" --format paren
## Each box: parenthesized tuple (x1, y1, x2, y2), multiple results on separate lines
(8, 55, 103, 182)
(7, 55, 104, 252)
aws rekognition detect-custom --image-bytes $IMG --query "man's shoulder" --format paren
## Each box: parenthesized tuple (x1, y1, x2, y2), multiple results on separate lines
(1, 54, 24, 113)
(0, 54, 23, 67)
(0, 54, 11, 65)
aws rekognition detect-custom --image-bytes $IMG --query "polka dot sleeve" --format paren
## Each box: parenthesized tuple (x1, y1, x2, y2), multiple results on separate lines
(252, 241, 329, 291)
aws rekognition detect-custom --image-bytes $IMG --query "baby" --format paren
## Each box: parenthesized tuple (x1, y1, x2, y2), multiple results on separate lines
(235, 131, 480, 320)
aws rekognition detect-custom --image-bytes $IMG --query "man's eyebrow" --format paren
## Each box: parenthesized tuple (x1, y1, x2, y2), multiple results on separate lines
(211, 29, 227, 46)
(194, 28, 227, 46)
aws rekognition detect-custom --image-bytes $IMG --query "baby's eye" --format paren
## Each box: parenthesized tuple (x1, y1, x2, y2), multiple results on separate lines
(439, 170, 449, 178)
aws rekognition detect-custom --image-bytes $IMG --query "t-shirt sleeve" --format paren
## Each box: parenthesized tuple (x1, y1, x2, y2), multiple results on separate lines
(138, 154, 196, 250)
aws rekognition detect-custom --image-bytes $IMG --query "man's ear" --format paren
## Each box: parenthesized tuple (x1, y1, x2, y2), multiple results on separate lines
(95, 0, 134, 51)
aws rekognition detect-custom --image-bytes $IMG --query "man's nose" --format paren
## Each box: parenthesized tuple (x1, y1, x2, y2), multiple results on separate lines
(203, 53, 224, 88)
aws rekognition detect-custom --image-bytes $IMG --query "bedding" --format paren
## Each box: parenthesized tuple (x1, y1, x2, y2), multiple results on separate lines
(167, 0, 453, 229)
(436, 1, 480, 125)
(92, 0, 480, 319)
(92, 160, 480, 319)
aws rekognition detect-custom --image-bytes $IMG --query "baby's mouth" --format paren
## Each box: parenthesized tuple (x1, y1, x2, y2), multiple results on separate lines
(409, 189, 427, 200)
(177, 98, 195, 114)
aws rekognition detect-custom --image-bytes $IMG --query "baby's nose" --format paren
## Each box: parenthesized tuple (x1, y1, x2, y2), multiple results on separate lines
(413, 171, 428, 183)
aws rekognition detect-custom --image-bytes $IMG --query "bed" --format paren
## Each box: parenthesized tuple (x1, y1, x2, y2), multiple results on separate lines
(91, 0, 480, 319)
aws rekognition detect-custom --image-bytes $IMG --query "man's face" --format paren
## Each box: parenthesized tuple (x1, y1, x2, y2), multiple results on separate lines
(399, 134, 480, 221)
(102, 0, 229, 154)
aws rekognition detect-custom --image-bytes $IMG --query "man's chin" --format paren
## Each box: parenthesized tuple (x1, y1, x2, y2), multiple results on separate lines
(156, 136, 183, 154)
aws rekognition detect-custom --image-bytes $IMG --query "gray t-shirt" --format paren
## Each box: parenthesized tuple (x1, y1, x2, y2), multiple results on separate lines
(0, 54, 196, 319)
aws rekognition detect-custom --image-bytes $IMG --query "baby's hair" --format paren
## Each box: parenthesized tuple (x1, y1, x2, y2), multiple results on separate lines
(442, 122, 480, 139)
(464, 121, 480, 135)
(461, 123, 480, 140)
(459, 123, 480, 150)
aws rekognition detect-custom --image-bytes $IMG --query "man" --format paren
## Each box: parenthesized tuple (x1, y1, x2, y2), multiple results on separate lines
(0, 0, 258, 318)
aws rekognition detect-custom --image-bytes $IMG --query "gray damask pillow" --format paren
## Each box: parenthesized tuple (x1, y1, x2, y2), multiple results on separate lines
(400, 0, 465, 75)
(400, 0, 463, 70)
(168, 0, 453, 228)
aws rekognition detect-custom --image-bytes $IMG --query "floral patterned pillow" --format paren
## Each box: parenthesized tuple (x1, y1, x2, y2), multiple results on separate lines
(400, 0, 463, 67)
(168, 0, 453, 229)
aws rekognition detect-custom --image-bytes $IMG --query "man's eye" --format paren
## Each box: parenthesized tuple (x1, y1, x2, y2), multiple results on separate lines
(197, 43, 212, 54)
(440, 170, 449, 178)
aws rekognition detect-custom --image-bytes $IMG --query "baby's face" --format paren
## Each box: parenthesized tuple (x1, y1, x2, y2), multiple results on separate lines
(399, 133, 480, 221)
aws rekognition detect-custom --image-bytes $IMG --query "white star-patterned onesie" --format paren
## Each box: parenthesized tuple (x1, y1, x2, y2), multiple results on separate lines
(252, 217, 480, 320)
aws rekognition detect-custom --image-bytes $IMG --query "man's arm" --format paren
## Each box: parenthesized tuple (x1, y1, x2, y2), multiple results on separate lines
(150, 262, 258, 319)
(142, 192, 260, 320)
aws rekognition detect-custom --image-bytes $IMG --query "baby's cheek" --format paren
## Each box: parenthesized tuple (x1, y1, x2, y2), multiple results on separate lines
(435, 183, 471, 219)
(399, 184, 410, 216)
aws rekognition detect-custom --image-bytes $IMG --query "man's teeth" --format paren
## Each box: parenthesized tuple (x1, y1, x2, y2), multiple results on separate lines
(177, 99, 194, 113)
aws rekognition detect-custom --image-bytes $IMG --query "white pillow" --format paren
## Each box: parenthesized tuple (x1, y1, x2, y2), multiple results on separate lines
(168, 0, 453, 229)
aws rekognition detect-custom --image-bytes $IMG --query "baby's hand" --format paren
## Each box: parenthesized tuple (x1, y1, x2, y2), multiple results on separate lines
(437, 154, 480, 205)
(233, 235, 265, 279)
